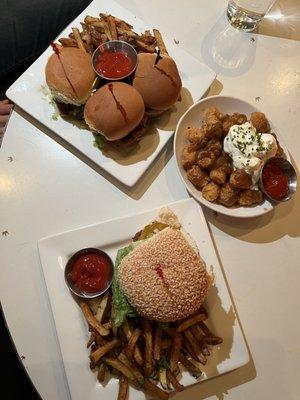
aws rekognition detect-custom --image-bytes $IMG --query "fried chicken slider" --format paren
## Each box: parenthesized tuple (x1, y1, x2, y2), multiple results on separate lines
(133, 52, 182, 117)
(84, 82, 145, 141)
(45, 46, 96, 106)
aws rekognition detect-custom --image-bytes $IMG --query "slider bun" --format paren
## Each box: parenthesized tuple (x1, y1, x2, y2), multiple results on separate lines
(45, 46, 96, 105)
(133, 53, 182, 111)
(84, 82, 145, 141)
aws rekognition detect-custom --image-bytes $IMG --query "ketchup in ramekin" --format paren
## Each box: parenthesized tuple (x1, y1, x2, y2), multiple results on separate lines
(95, 50, 133, 79)
(65, 248, 113, 297)
(261, 163, 289, 201)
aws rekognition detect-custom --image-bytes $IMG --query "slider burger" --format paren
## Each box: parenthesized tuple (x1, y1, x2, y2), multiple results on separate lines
(84, 82, 145, 141)
(113, 208, 213, 324)
(45, 45, 96, 109)
(133, 52, 182, 117)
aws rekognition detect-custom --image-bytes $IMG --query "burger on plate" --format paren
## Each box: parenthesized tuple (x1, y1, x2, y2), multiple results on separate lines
(45, 45, 96, 116)
(133, 52, 182, 118)
(112, 208, 213, 326)
(84, 81, 147, 143)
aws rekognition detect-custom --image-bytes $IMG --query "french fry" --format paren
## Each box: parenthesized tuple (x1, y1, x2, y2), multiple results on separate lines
(161, 338, 172, 350)
(201, 341, 210, 356)
(95, 292, 109, 323)
(153, 29, 169, 55)
(175, 313, 206, 333)
(179, 353, 202, 378)
(118, 376, 128, 400)
(58, 37, 78, 47)
(97, 363, 107, 383)
(169, 333, 182, 376)
(183, 338, 198, 362)
(72, 27, 86, 52)
(198, 321, 214, 337)
(107, 15, 118, 40)
(203, 336, 223, 345)
(126, 328, 142, 360)
(90, 339, 121, 365)
(87, 332, 95, 348)
(159, 368, 170, 391)
(84, 15, 101, 25)
(143, 319, 154, 377)
(135, 39, 156, 53)
(166, 369, 184, 392)
(95, 333, 107, 346)
(79, 300, 110, 336)
(190, 325, 204, 343)
(153, 326, 162, 361)
(103, 356, 137, 382)
(184, 330, 206, 364)
(122, 319, 143, 366)
(118, 352, 133, 369)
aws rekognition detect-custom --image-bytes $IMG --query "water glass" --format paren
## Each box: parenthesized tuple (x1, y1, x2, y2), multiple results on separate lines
(227, 0, 276, 31)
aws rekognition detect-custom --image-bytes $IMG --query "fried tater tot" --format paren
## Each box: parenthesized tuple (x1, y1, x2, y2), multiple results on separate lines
(181, 144, 197, 170)
(197, 150, 216, 169)
(238, 189, 263, 206)
(229, 169, 252, 189)
(202, 182, 221, 202)
(205, 139, 222, 157)
(187, 127, 208, 148)
(213, 152, 233, 174)
(202, 115, 223, 139)
(222, 113, 247, 134)
(250, 112, 270, 133)
(203, 107, 224, 122)
(218, 183, 239, 207)
(210, 168, 227, 185)
(187, 165, 210, 189)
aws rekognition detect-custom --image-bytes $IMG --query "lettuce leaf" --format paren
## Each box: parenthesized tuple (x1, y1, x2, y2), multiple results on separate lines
(112, 244, 137, 327)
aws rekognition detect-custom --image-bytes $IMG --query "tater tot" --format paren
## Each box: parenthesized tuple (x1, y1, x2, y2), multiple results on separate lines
(210, 168, 227, 185)
(202, 182, 221, 202)
(202, 115, 223, 139)
(250, 112, 270, 133)
(222, 113, 247, 134)
(187, 165, 210, 189)
(229, 169, 252, 189)
(181, 145, 197, 170)
(197, 150, 216, 169)
(203, 107, 224, 122)
(205, 139, 222, 157)
(218, 183, 239, 207)
(238, 189, 263, 206)
(187, 127, 208, 148)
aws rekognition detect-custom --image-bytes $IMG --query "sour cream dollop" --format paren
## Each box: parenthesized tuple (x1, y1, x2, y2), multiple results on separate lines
(223, 122, 277, 186)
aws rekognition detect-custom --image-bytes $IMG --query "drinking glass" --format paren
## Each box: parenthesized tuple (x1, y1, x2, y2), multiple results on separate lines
(227, 0, 276, 31)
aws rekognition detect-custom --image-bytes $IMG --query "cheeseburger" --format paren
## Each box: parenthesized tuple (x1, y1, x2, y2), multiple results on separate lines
(113, 208, 213, 325)
(84, 82, 146, 141)
(133, 52, 182, 117)
(45, 45, 96, 111)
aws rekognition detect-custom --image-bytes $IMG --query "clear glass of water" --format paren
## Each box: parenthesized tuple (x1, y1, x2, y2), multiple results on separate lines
(227, 0, 276, 31)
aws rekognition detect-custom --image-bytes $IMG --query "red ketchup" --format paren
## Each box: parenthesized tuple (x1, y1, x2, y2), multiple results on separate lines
(95, 50, 133, 78)
(68, 252, 112, 293)
(262, 163, 289, 200)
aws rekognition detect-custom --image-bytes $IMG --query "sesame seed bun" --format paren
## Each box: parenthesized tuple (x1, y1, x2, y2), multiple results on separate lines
(84, 82, 145, 141)
(45, 46, 96, 106)
(118, 227, 211, 322)
(133, 53, 182, 111)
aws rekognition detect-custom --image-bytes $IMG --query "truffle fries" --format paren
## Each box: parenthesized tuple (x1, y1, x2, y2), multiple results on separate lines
(79, 296, 222, 400)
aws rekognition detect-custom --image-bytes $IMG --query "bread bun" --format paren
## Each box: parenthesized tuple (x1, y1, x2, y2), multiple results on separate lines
(133, 53, 182, 111)
(45, 46, 96, 105)
(84, 82, 145, 141)
(118, 227, 211, 322)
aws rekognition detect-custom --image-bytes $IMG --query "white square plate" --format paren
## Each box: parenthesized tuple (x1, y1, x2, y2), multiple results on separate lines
(38, 198, 249, 400)
(6, 0, 216, 187)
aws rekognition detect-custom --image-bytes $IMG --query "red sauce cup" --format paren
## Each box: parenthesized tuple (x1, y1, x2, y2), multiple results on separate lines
(259, 157, 297, 203)
(92, 40, 138, 81)
(65, 248, 114, 298)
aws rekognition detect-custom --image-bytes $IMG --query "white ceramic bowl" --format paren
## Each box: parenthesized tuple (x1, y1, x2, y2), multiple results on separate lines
(174, 95, 290, 218)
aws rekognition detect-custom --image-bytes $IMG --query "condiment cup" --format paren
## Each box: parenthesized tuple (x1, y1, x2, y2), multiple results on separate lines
(92, 40, 138, 80)
(259, 157, 297, 203)
(64, 248, 114, 299)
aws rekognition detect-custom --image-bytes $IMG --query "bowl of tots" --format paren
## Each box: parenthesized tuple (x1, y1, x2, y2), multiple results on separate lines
(174, 95, 292, 218)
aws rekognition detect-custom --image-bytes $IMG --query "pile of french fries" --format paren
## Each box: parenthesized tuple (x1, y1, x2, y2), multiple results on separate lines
(59, 13, 169, 56)
(79, 291, 223, 400)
